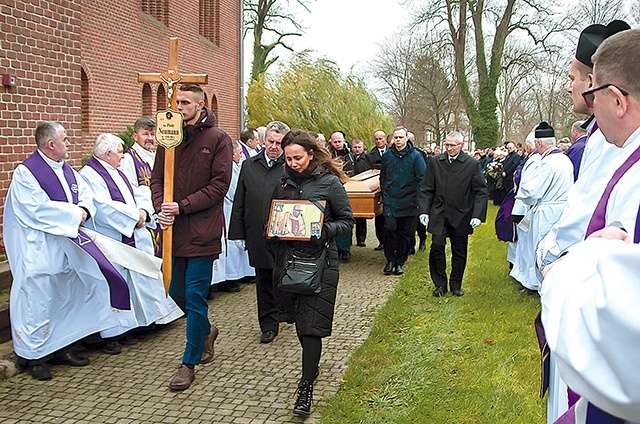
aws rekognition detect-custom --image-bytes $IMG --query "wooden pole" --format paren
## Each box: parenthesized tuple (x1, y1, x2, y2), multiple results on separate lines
(138, 38, 208, 294)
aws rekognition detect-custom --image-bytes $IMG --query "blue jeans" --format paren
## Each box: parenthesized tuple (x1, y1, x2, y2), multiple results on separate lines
(170, 256, 214, 365)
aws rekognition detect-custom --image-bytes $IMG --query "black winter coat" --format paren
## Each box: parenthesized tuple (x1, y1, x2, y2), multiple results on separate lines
(418, 152, 488, 236)
(270, 165, 354, 338)
(228, 153, 285, 269)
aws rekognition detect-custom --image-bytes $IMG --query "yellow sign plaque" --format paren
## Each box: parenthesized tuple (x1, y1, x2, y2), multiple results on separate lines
(155, 109, 184, 149)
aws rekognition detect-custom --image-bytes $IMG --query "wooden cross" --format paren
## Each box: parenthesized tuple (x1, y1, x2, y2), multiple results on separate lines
(138, 37, 208, 294)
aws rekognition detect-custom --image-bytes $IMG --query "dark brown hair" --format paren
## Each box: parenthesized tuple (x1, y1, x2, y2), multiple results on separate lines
(281, 129, 349, 183)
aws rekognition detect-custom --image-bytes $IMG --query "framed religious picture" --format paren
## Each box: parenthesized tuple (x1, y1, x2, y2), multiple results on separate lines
(266, 199, 326, 241)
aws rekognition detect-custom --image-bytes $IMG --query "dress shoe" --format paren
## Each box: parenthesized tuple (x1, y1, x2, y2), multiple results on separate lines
(293, 379, 314, 416)
(340, 251, 351, 262)
(200, 324, 219, 364)
(452, 289, 464, 296)
(356, 241, 366, 247)
(101, 341, 122, 355)
(28, 364, 52, 380)
(519, 287, 537, 295)
(51, 350, 90, 367)
(383, 261, 395, 275)
(374, 243, 384, 251)
(418, 241, 426, 251)
(394, 264, 404, 275)
(260, 330, 277, 343)
(169, 364, 195, 390)
(433, 287, 447, 297)
(409, 246, 416, 255)
(218, 281, 241, 293)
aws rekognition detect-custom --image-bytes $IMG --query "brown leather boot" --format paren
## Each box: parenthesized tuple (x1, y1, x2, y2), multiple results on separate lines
(199, 324, 219, 364)
(169, 364, 195, 390)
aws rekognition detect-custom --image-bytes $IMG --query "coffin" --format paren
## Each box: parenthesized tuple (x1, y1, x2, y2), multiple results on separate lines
(344, 169, 383, 219)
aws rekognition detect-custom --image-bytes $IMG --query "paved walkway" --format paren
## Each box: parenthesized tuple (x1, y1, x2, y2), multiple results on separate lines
(0, 231, 400, 423)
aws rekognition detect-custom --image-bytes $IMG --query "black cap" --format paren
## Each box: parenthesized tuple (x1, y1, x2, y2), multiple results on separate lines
(576, 20, 630, 68)
(535, 122, 554, 139)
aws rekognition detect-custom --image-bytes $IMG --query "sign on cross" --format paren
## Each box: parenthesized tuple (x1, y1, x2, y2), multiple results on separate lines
(138, 37, 208, 294)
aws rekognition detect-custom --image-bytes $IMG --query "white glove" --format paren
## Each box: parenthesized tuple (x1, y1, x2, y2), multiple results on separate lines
(419, 214, 429, 226)
(470, 218, 481, 228)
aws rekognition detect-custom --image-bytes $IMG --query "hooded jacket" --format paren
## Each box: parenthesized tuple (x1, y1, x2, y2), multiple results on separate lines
(151, 107, 232, 257)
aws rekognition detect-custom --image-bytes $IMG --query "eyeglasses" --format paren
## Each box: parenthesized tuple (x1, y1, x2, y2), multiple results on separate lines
(582, 83, 629, 108)
(444, 143, 460, 148)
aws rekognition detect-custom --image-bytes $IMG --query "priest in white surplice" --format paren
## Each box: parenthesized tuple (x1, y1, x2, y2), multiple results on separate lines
(510, 122, 573, 292)
(80, 133, 182, 335)
(4, 122, 133, 380)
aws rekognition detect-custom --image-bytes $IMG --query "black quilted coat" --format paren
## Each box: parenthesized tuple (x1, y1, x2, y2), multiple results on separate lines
(269, 165, 354, 338)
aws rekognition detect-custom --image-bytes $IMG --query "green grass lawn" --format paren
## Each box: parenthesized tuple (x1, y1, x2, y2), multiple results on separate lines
(322, 205, 546, 423)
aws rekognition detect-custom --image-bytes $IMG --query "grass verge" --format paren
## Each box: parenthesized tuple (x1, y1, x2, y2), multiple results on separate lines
(321, 205, 545, 423)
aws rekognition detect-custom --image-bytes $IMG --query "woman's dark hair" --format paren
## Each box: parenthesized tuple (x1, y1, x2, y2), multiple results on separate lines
(281, 129, 349, 183)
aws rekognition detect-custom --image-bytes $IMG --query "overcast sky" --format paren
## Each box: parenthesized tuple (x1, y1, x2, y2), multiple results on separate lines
(243, 0, 412, 81)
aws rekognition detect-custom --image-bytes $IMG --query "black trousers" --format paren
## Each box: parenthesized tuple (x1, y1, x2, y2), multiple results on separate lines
(383, 216, 417, 266)
(428, 222, 468, 292)
(255, 267, 279, 333)
(415, 222, 426, 245)
(355, 218, 367, 244)
(374, 214, 385, 245)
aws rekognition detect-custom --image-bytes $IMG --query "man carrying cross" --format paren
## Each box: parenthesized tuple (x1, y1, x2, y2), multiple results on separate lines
(151, 83, 233, 390)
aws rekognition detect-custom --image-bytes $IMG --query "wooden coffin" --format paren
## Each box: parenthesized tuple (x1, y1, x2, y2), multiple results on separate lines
(344, 169, 383, 219)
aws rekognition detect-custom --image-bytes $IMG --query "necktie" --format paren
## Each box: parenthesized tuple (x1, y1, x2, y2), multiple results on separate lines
(449, 157, 454, 164)
(268, 160, 274, 168)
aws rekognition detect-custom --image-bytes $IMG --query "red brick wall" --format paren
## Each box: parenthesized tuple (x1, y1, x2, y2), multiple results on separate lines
(0, 0, 242, 251)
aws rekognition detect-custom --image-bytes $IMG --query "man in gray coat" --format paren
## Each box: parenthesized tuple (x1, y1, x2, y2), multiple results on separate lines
(418, 131, 487, 297)
(229, 121, 290, 344)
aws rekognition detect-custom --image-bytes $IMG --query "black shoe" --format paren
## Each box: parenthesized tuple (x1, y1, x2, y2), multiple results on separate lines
(28, 364, 52, 380)
(101, 341, 122, 355)
(394, 264, 404, 275)
(260, 330, 277, 343)
(519, 287, 537, 295)
(409, 246, 416, 255)
(293, 379, 313, 416)
(218, 281, 241, 293)
(383, 261, 395, 275)
(452, 289, 464, 296)
(356, 241, 366, 247)
(51, 350, 90, 367)
(418, 241, 426, 251)
(433, 287, 447, 297)
(374, 243, 384, 251)
(340, 251, 351, 262)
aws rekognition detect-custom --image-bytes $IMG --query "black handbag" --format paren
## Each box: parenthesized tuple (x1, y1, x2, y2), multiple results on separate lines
(275, 247, 325, 295)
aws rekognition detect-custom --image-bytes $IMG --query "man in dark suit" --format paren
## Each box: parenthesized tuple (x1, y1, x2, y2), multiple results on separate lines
(229, 121, 290, 343)
(501, 142, 521, 194)
(366, 130, 388, 251)
(418, 131, 488, 297)
(351, 138, 372, 246)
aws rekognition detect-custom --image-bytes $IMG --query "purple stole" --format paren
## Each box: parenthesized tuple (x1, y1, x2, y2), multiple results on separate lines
(554, 402, 625, 424)
(126, 148, 152, 187)
(85, 156, 136, 247)
(585, 143, 640, 238)
(635, 203, 640, 244)
(21, 152, 130, 310)
(125, 148, 162, 257)
(240, 143, 250, 160)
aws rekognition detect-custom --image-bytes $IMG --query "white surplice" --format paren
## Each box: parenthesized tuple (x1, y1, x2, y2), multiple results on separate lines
(508, 153, 541, 265)
(536, 128, 640, 271)
(4, 152, 119, 359)
(510, 150, 573, 291)
(212, 161, 254, 283)
(80, 159, 182, 334)
(541, 238, 640, 423)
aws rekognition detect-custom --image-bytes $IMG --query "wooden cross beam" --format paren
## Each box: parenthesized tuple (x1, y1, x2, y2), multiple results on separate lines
(138, 37, 208, 294)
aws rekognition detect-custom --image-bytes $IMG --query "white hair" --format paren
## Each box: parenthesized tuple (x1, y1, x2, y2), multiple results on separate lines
(536, 136, 556, 147)
(525, 132, 536, 150)
(93, 133, 123, 158)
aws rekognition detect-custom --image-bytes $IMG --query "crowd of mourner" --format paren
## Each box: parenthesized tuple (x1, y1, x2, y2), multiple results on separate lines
(4, 21, 640, 423)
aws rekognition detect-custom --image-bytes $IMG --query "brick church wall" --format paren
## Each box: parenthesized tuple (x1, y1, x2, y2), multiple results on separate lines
(0, 0, 242, 251)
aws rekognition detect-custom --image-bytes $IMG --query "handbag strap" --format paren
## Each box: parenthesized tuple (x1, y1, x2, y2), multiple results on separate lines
(311, 200, 325, 213)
